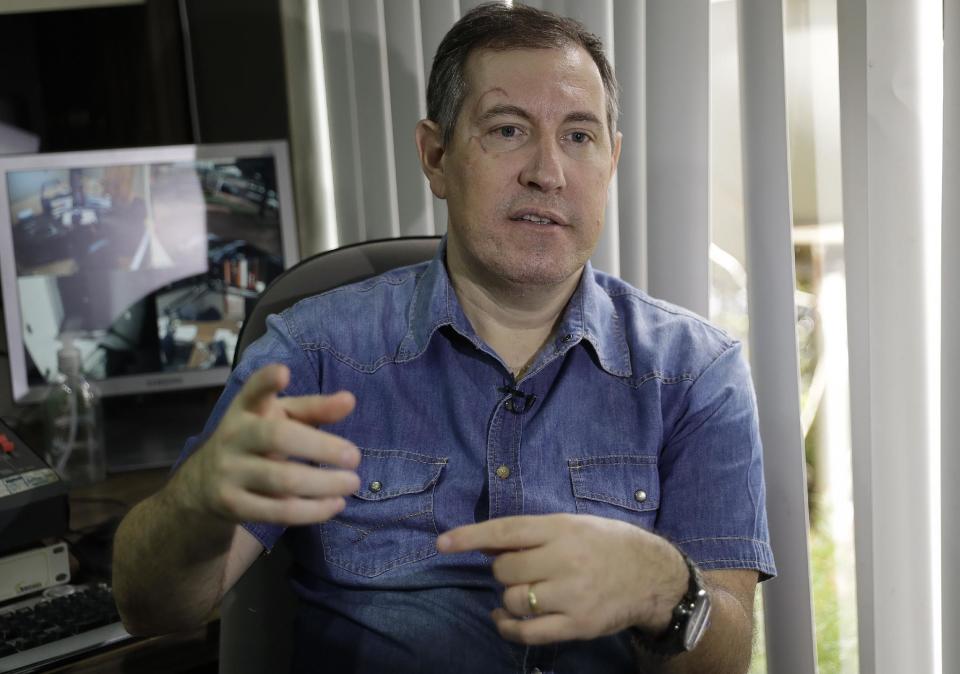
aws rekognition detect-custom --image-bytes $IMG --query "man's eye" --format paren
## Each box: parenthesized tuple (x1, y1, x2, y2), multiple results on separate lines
(480, 124, 530, 153)
(569, 131, 590, 144)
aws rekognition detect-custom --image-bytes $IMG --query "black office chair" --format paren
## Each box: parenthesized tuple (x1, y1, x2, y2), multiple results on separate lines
(219, 235, 442, 674)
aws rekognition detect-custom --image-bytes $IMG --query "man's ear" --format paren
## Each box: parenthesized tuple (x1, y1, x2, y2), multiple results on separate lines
(415, 119, 447, 199)
(610, 130, 623, 177)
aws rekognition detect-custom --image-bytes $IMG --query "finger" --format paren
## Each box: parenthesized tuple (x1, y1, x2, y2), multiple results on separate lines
(244, 416, 359, 468)
(501, 580, 564, 619)
(279, 391, 357, 426)
(501, 584, 539, 619)
(235, 456, 360, 499)
(437, 516, 558, 553)
(490, 608, 578, 646)
(236, 364, 290, 413)
(218, 485, 346, 526)
(491, 546, 562, 586)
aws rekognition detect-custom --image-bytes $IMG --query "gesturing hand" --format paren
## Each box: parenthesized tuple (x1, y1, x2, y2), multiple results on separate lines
(175, 363, 361, 526)
(437, 514, 688, 645)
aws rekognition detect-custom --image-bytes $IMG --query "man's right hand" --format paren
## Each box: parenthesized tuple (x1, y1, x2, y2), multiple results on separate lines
(172, 363, 361, 526)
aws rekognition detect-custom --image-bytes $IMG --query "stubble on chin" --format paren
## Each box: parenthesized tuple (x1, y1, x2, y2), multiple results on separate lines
(478, 235, 583, 290)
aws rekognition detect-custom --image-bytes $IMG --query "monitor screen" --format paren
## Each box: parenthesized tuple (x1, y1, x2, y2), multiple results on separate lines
(0, 141, 299, 403)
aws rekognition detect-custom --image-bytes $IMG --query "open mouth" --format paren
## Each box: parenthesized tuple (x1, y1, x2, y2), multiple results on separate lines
(509, 210, 566, 226)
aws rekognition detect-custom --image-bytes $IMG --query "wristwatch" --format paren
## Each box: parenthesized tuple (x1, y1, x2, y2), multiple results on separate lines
(629, 551, 712, 657)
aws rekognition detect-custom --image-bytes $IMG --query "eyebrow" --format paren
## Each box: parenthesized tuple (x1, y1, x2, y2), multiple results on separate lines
(478, 104, 532, 122)
(563, 111, 603, 126)
(478, 104, 603, 127)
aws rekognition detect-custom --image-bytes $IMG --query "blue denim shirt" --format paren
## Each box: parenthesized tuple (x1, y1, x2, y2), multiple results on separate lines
(178, 238, 775, 673)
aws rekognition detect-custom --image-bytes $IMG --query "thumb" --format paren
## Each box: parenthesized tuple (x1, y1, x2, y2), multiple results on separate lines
(235, 363, 290, 414)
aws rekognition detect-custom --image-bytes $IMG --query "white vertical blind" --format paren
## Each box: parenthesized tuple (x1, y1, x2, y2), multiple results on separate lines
(326, 0, 400, 242)
(278, 0, 338, 255)
(838, 0, 939, 672)
(308, 1, 364, 247)
(644, 0, 710, 317)
(458, 0, 490, 12)
(737, 1, 818, 672)
(834, 1, 874, 669)
(611, 0, 646, 290)
(942, 0, 958, 670)
(384, 0, 435, 236)
(418, 0, 460, 235)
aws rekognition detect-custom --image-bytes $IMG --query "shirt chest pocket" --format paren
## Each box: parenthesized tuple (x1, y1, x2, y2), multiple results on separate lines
(320, 448, 447, 578)
(567, 455, 660, 530)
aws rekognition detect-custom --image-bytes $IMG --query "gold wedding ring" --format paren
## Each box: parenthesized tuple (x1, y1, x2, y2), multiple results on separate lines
(527, 586, 540, 615)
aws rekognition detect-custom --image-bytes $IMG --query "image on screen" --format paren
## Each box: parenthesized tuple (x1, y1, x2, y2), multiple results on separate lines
(4, 150, 289, 395)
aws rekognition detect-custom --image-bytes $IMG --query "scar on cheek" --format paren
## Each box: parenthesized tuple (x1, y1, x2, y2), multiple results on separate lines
(466, 133, 494, 154)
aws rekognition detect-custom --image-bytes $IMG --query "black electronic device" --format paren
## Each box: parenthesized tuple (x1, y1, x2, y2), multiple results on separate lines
(0, 418, 69, 556)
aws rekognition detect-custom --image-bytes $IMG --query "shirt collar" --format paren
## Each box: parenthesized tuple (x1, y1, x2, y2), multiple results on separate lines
(399, 237, 482, 358)
(552, 258, 633, 378)
(400, 235, 632, 378)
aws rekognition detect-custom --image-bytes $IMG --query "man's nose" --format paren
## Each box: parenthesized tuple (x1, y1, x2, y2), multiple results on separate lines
(518, 136, 566, 192)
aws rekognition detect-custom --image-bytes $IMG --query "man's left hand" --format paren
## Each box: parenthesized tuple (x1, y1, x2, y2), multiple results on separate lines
(437, 514, 688, 645)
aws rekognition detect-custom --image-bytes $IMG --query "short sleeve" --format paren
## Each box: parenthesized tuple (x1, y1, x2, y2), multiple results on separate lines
(655, 341, 777, 579)
(169, 311, 322, 553)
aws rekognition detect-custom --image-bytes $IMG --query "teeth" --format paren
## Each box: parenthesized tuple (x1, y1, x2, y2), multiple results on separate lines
(520, 214, 552, 224)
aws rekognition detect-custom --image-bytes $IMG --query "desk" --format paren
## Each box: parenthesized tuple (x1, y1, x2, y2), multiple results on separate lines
(69, 469, 168, 532)
(46, 469, 219, 674)
(44, 624, 218, 674)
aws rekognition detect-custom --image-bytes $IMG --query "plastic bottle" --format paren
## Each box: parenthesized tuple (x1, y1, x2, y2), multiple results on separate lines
(44, 337, 106, 487)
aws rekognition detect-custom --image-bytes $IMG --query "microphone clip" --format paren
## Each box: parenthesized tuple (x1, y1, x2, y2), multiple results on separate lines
(497, 384, 537, 414)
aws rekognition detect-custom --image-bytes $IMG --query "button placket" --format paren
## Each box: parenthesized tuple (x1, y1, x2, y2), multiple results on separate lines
(488, 386, 527, 519)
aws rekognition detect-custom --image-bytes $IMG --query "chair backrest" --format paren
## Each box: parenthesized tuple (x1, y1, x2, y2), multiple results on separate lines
(219, 236, 442, 674)
(233, 235, 443, 366)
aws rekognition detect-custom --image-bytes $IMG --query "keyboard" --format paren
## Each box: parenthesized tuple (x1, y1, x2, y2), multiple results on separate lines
(0, 583, 131, 673)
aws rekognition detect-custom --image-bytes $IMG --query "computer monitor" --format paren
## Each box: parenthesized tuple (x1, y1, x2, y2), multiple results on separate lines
(0, 140, 299, 404)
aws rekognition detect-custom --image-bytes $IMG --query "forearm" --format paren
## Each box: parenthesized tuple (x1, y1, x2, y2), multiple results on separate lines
(110, 367, 360, 635)
(112, 477, 237, 636)
(635, 579, 754, 674)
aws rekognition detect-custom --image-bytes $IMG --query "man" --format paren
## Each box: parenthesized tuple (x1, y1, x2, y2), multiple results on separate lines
(113, 4, 775, 672)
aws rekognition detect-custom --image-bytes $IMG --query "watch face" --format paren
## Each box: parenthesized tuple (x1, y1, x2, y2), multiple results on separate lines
(682, 590, 712, 651)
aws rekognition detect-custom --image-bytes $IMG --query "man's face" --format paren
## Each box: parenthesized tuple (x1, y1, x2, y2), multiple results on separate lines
(433, 46, 621, 289)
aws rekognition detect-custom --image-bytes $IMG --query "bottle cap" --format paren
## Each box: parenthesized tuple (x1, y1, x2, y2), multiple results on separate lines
(56, 336, 82, 377)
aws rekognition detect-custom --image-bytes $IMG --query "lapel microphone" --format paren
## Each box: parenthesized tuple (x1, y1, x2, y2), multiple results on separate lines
(497, 384, 537, 414)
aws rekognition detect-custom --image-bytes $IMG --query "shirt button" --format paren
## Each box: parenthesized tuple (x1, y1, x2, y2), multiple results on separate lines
(369, 481, 383, 493)
(562, 334, 574, 342)
(634, 489, 647, 503)
(504, 399, 514, 411)
(496, 465, 511, 480)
